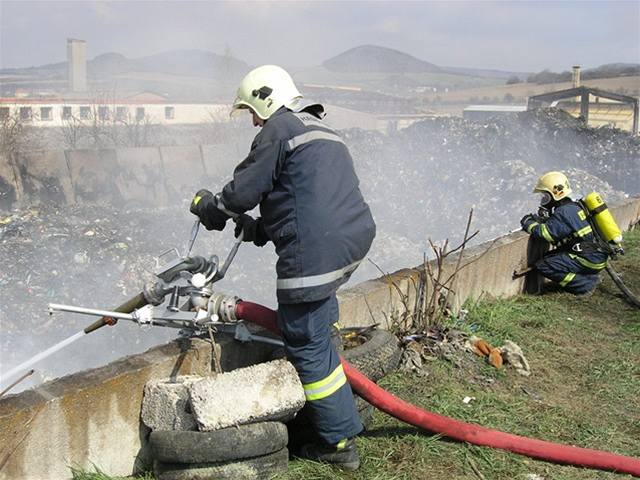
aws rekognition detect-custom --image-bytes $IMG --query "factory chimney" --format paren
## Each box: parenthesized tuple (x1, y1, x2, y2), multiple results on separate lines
(67, 38, 87, 92)
(572, 65, 581, 88)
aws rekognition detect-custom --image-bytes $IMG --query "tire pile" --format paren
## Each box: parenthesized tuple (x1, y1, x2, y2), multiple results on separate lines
(142, 332, 401, 479)
(142, 360, 304, 480)
(150, 423, 289, 480)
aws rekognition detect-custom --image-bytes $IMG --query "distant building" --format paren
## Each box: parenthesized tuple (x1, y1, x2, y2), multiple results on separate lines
(463, 105, 527, 122)
(525, 65, 639, 134)
(0, 93, 228, 126)
(67, 38, 87, 93)
(527, 86, 639, 134)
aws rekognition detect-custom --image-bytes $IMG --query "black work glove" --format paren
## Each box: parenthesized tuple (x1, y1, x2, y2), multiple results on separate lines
(537, 206, 550, 219)
(233, 214, 269, 247)
(520, 213, 537, 233)
(190, 189, 230, 231)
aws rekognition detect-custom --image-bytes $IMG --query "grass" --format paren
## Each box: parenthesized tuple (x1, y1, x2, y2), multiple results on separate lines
(278, 226, 640, 480)
(69, 465, 153, 480)
(72, 227, 640, 480)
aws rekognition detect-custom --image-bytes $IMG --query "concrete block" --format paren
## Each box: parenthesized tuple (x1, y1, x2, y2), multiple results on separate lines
(141, 375, 203, 431)
(189, 359, 305, 431)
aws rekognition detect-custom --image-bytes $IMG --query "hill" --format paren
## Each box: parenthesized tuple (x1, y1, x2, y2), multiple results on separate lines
(0, 49, 250, 80)
(323, 45, 441, 74)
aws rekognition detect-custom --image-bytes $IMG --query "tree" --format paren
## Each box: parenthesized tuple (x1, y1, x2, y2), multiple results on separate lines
(0, 110, 27, 157)
(506, 75, 522, 85)
(120, 111, 154, 147)
(59, 114, 85, 149)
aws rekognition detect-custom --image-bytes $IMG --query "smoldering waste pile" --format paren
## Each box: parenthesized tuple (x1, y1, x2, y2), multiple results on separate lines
(0, 108, 637, 387)
(350, 108, 636, 280)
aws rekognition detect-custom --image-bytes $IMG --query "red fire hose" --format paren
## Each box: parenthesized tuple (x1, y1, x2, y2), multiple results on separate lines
(236, 301, 640, 476)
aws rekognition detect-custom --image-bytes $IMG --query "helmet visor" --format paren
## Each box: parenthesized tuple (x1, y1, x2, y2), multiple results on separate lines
(539, 192, 552, 206)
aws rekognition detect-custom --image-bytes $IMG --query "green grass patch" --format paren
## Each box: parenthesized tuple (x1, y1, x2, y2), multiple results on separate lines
(69, 465, 153, 480)
(279, 227, 640, 479)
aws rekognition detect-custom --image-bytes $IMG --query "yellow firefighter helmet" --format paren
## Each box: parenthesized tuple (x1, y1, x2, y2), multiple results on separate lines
(230, 65, 302, 120)
(533, 171, 572, 202)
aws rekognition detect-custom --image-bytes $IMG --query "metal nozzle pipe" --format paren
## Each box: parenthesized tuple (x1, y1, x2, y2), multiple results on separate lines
(83, 292, 149, 334)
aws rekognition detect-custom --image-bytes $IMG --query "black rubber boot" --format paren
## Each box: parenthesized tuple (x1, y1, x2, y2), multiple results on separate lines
(296, 438, 360, 471)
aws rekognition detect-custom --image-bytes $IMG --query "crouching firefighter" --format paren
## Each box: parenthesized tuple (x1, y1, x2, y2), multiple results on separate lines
(520, 171, 609, 295)
(189, 65, 376, 470)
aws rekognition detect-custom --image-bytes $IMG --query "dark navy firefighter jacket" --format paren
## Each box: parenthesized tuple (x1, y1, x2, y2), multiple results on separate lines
(217, 103, 376, 304)
(523, 199, 608, 271)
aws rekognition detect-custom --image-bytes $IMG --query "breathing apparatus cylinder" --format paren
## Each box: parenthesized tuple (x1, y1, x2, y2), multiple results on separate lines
(582, 192, 622, 244)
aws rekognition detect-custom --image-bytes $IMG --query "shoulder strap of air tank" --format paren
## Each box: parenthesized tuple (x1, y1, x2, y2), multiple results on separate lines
(578, 198, 614, 254)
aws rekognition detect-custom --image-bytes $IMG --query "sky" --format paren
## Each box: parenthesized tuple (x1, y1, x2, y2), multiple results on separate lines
(0, 0, 639, 72)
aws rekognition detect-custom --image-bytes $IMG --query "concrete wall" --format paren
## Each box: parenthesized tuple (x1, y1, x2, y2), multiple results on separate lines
(0, 146, 230, 211)
(0, 335, 278, 480)
(339, 197, 640, 329)
(1, 197, 639, 480)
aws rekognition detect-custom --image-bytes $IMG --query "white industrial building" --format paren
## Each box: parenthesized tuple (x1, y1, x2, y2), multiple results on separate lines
(0, 93, 229, 126)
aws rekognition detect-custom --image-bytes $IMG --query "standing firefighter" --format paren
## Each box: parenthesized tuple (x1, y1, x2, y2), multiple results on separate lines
(520, 171, 608, 295)
(190, 65, 376, 470)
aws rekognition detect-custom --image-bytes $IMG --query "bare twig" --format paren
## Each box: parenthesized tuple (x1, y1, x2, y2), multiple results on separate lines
(363, 296, 376, 325)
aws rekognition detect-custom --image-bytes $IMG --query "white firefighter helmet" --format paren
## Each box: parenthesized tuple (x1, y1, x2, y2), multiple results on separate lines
(533, 171, 572, 202)
(230, 65, 302, 120)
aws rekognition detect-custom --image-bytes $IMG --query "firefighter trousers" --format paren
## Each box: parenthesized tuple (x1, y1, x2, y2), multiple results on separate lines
(536, 252, 602, 295)
(277, 294, 362, 445)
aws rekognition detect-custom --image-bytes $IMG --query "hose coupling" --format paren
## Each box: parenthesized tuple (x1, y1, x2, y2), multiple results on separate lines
(207, 292, 241, 322)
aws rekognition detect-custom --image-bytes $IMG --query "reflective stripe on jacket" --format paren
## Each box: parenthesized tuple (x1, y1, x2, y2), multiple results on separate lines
(219, 103, 376, 303)
(527, 199, 607, 270)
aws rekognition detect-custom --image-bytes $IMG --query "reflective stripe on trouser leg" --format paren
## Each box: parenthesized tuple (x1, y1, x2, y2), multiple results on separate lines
(535, 253, 601, 295)
(277, 294, 362, 444)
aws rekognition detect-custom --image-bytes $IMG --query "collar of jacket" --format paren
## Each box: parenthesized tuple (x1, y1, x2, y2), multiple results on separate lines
(551, 196, 573, 212)
(267, 100, 325, 124)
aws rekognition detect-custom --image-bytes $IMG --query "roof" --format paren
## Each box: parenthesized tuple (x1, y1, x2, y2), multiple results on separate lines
(464, 105, 528, 112)
(528, 86, 639, 106)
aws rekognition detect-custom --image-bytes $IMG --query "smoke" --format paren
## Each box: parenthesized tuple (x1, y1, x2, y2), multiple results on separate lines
(0, 109, 638, 393)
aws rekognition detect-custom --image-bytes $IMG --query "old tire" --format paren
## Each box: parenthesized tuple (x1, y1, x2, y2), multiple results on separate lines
(359, 402, 375, 430)
(150, 422, 288, 464)
(154, 448, 289, 480)
(342, 328, 401, 382)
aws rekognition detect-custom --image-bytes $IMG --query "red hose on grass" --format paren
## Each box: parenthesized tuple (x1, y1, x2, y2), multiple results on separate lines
(236, 301, 640, 477)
